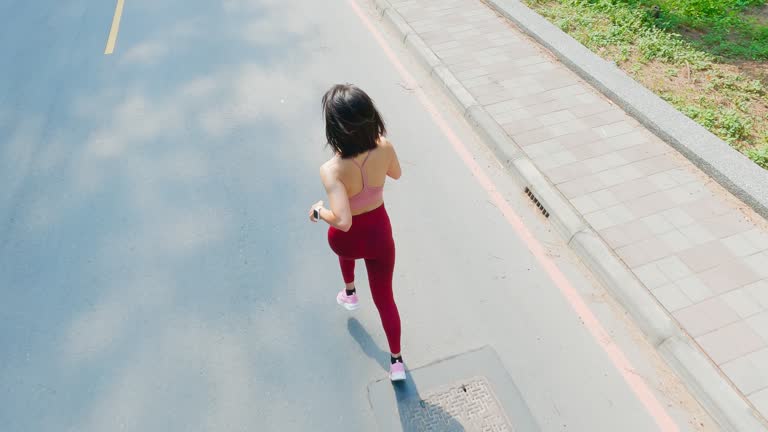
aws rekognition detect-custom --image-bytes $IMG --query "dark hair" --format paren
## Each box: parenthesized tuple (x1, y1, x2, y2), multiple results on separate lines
(322, 84, 386, 158)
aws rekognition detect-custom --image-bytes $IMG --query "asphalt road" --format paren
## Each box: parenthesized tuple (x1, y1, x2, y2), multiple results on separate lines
(0, 0, 716, 431)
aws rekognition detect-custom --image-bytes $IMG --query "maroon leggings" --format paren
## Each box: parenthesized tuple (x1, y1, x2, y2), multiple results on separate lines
(327, 205, 401, 354)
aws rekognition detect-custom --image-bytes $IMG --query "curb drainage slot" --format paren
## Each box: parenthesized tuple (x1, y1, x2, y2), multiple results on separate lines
(525, 187, 550, 218)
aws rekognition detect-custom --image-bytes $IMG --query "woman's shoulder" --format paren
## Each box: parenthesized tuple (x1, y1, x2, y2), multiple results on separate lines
(377, 136, 393, 149)
(320, 157, 340, 177)
(376, 137, 396, 157)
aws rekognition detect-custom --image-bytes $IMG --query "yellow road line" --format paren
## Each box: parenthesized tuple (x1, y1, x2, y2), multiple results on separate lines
(104, 0, 125, 55)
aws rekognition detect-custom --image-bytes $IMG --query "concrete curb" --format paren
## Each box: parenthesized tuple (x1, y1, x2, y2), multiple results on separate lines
(484, 0, 768, 220)
(373, 0, 768, 430)
(661, 336, 768, 432)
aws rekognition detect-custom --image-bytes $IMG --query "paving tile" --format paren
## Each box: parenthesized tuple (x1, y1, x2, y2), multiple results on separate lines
(546, 163, 593, 184)
(608, 178, 659, 203)
(484, 56, 547, 73)
(722, 348, 768, 395)
(450, 56, 497, 71)
(681, 197, 733, 221)
(587, 189, 621, 208)
(570, 195, 600, 215)
(744, 280, 768, 309)
(659, 208, 696, 229)
(746, 228, 768, 251)
(699, 211, 754, 239)
(554, 129, 604, 150)
(593, 121, 637, 138)
(722, 230, 764, 258)
(462, 75, 495, 88)
(752, 388, 768, 415)
(699, 259, 762, 295)
(616, 237, 672, 268)
(639, 213, 676, 236)
(431, 40, 462, 51)
(674, 297, 739, 337)
(745, 252, 768, 279)
(581, 110, 628, 129)
(524, 99, 572, 116)
(538, 110, 577, 126)
(469, 82, 511, 97)
(600, 225, 633, 249)
(596, 165, 645, 188)
(721, 288, 764, 319)
(634, 262, 670, 290)
(663, 182, 709, 205)
(568, 101, 614, 119)
(497, 76, 541, 90)
(674, 275, 715, 303)
(601, 219, 654, 249)
(537, 150, 578, 170)
(478, 90, 533, 105)
(667, 167, 700, 185)
(568, 131, 650, 161)
(631, 154, 684, 177)
(486, 99, 524, 115)
(503, 118, 546, 135)
(659, 229, 695, 254)
(584, 204, 634, 231)
(615, 141, 669, 164)
(455, 67, 491, 80)
(625, 191, 678, 219)
(604, 130, 651, 148)
(558, 175, 607, 199)
(654, 255, 693, 282)
(543, 84, 589, 99)
(653, 284, 693, 312)
(524, 139, 565, 159)
(677, 240, 735, 273)
(491, 106, 533, 125)
(746, 311, 768, 343)
(509, 60, 559, 76)
(545, 119, 591, 138)
(696, 321, 765, 364)
(678, 223, 717, 247)
(647, 170, 680, 190)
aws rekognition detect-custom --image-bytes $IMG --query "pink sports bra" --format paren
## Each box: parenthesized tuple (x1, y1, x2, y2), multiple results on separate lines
(348, 151, 384, 212)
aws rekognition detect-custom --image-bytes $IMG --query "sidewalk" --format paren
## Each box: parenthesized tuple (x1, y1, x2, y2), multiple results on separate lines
(381, 0, 768, 424)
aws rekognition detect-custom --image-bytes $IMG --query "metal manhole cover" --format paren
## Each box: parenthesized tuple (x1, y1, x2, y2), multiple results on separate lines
(368, 346, 539, 432)
(400, 377, 514, 431)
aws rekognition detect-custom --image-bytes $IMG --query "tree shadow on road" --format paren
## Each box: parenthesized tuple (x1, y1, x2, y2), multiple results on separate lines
(347, 318, 465, 432)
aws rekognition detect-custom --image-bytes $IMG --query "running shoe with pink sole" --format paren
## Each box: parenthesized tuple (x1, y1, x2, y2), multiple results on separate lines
(390, 362, 406, 382)
(336, 290, 359, 311)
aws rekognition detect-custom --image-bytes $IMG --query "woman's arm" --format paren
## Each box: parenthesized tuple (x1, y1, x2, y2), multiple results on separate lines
(313, 165, 353, 232)
(382, 138, 401, 180)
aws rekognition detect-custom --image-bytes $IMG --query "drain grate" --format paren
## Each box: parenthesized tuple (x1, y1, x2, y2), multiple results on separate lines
(400, 377, 514, 431)
(524, 187, 549, 218)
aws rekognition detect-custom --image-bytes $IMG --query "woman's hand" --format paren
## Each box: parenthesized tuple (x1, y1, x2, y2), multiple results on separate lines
(309, 200, 324, 222)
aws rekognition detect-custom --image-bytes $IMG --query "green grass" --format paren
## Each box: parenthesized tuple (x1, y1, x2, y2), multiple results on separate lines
(649, 0, 768, 60)
(524, 0, 768, 169)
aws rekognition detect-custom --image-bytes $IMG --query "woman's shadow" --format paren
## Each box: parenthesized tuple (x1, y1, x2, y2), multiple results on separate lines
(347, 318, 465, 432)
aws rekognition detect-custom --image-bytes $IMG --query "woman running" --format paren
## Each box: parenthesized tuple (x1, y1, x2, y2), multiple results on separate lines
(308, 84, 405, 382)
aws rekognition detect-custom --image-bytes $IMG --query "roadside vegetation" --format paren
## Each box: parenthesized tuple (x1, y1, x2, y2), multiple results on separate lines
(523, 0, 768, 169)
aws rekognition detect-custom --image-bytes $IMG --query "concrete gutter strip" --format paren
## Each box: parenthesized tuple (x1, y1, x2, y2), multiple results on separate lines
(485, 0, 768, 220)
(374, 0, 768, 430)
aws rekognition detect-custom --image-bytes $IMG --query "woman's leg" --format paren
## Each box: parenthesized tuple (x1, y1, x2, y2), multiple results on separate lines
(339, 257, 356, 288)
(364, 252, 400, 355)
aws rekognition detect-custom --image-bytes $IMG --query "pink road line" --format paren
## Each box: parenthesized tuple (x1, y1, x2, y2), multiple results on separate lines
(347, 1, 680, 430)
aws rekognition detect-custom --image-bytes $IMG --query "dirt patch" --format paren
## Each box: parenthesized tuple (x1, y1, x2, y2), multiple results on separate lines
(745, 4, 768, 25)
(616, 54, 768, 150)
